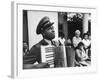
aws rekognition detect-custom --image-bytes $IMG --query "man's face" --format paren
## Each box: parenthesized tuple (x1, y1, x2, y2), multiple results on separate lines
(80, 45, 84, 49)
(23, 42, 28, 49)
(84, 35, 88, 40)
(43, 26, 55, 40)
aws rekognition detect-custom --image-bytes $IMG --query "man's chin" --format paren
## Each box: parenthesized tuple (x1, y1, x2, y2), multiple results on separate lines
(51, 35, 55, 40)
(48, 36, 55, 40)
(44, 33, 55, 40)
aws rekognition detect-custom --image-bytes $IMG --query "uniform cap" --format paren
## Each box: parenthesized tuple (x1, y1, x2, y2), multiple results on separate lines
(36, 16, 54, 34)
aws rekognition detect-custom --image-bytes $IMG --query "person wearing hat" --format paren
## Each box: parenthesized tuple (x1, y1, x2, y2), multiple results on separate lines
(72, 30, 82, 48)
(23, 16, 58, 69)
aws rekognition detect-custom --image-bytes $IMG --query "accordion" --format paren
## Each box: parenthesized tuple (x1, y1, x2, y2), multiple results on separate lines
(41, 45, 67, 68)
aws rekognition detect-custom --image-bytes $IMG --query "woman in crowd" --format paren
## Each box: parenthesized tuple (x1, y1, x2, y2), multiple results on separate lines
(75, 42, 90, 66)
(82, 33, 91, 58)
(82, 33, 91, 49)
(72, 30, 82, 48)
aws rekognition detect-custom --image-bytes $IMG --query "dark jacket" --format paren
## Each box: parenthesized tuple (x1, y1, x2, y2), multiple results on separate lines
(23, 39, 66, 68)
(23, 39, 50, 64)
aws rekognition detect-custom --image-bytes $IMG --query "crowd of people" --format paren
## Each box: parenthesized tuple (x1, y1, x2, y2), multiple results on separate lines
(73, 30, 91, 66)
(58, 30, 91, 67)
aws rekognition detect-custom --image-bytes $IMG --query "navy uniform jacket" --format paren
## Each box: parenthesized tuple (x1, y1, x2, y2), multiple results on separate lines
(23, 39, 50, 64)
(23, 39, 65, 68)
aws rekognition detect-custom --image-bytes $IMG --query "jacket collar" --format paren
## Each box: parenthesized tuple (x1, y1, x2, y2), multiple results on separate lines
(39, 39, 50, 45)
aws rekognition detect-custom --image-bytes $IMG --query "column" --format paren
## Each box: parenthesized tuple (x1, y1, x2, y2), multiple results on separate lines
(83, 13, 89, 33)
(63, 13, 68, 40)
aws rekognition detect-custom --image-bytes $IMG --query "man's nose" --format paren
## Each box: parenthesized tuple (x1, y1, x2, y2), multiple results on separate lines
(52, 27, 55, 31)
